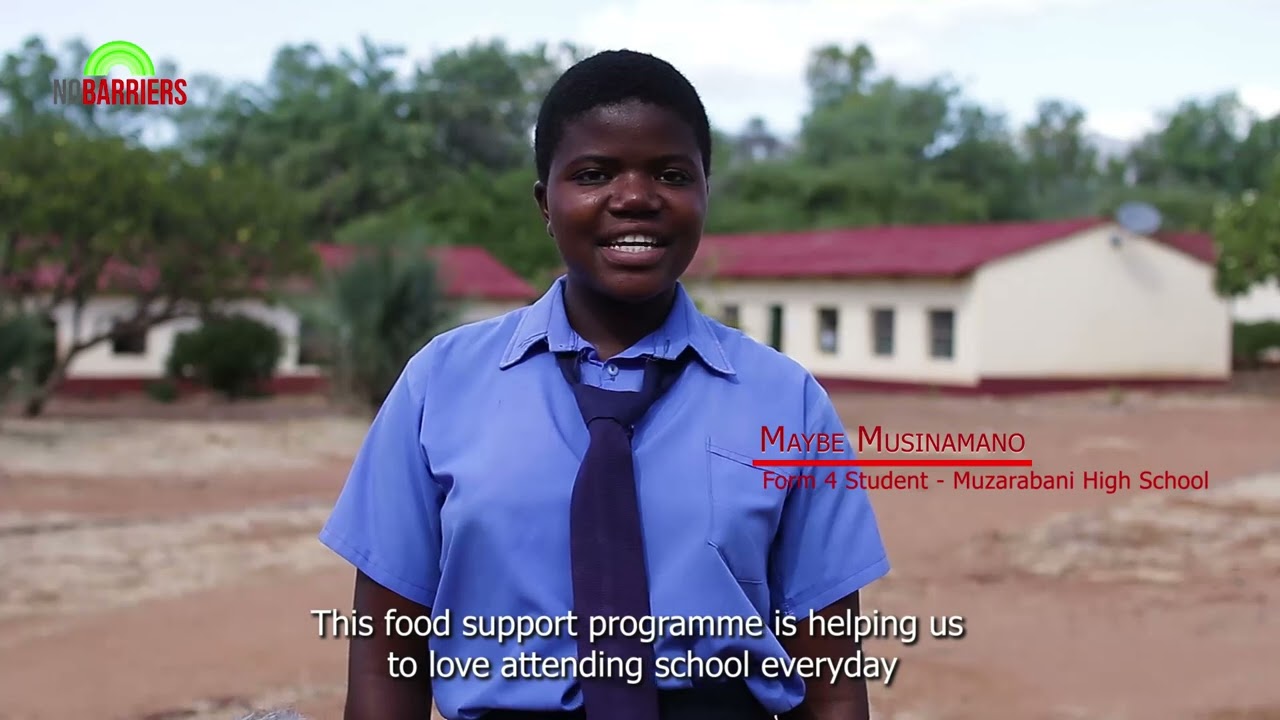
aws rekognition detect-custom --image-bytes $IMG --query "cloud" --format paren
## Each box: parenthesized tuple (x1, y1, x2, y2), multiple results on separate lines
(573, 0, 1110, 133)
(1086, 108, 1160, 141)
(1078, 85, 1280, 144)
(1240, 84, 1280, 118)
(575, 0, 1110, 76)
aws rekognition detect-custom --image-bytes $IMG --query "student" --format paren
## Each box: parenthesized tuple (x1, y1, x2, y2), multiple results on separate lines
(319, 49, 890, 720)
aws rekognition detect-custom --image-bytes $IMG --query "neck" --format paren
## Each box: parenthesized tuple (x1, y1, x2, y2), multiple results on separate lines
(562, 278, 677, 360)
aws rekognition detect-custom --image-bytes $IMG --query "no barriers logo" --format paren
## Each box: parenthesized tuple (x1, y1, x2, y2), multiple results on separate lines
(51, 40, 188, 106)
(85, 40, 156, 76)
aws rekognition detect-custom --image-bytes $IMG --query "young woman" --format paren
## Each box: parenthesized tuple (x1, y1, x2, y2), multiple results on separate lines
(320, 49, 890, 720)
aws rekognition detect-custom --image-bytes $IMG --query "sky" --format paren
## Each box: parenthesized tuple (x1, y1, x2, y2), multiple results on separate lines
(6, 0, 1277, 143)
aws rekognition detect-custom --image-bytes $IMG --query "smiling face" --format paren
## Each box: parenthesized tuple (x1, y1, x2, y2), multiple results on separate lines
(534, 99, 708, 304)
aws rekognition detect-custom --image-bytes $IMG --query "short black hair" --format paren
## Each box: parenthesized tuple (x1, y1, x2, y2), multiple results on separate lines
(533, 49, 713, 184)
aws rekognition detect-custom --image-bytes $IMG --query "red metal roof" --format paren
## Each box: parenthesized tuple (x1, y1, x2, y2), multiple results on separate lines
(312, 244, 537, 301)
(8, 242, 537, 302)
(689, 218, 1217, 279)
(1149, 230, 1219, 266)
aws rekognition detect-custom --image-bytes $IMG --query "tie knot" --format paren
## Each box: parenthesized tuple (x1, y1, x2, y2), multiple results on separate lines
(574, 384, 655, 429)
(587, 415, 634, 440)
(556, 351, 691, 431)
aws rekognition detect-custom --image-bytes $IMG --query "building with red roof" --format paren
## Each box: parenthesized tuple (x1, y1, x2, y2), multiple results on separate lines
(53, 244, 537, 397)
(683, 217, 1231, 393)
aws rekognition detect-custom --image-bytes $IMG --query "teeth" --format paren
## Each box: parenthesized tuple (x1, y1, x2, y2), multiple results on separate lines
(606, 234, 660, 252)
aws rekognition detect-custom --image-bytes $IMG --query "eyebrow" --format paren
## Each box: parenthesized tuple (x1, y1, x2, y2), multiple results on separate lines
(564, 153, 698, 167)
(565, 154, 616, 166)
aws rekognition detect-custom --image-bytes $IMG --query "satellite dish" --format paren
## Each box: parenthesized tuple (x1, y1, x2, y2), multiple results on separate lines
(1115, 201, 1162, 236)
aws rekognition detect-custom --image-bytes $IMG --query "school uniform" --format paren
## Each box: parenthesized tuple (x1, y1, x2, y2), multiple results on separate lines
(319, 276, 890, 720)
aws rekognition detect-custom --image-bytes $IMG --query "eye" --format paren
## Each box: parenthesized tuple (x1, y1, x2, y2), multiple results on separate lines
(572, 169, 609, 184)
(659, 169, 692, 185)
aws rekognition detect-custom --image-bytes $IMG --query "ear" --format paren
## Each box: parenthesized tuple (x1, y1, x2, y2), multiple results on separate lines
(532, 181, 553, 237)
(533, 181, 549, 222)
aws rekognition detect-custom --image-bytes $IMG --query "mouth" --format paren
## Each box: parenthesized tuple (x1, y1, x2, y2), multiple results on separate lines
(600, 234, 666, 252)
(598, 234, 669, 268)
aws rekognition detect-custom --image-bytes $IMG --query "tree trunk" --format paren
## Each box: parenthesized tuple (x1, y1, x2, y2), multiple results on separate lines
(22, 383, 51, 417)
(21, 352, 72, 418)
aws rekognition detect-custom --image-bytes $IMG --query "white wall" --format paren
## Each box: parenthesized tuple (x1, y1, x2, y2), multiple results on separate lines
(687, 224, 1230, 385)
(52, 298, 312, 379)
(454, 299, 528, 326)
(53, 296, 529, 380)
(973, 224, 1231, 379)
(1231, 278, 1280, 323)
(688, 277, 979, 385)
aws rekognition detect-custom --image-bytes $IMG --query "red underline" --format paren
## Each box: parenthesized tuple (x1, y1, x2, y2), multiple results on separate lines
(752, 458, 1034, 468)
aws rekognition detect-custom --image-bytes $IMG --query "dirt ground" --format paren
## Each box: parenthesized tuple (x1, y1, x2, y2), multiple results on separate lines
(1, 377, 1278, 720)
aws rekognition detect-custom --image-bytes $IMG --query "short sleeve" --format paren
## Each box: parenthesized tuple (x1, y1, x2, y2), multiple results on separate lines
(318, 353, 444, 608)
(769, 375, 890, 617)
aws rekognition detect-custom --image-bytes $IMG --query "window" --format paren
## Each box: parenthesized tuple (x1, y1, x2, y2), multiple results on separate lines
(767, 304, 784, 351)
(817, 307, 838, 354)
(929, 309, 955, 359)
(721, 304, 740, 329)
(110, 320, 147, 355)
(296, 317, 331, 366)
(871, 308, 894, 356)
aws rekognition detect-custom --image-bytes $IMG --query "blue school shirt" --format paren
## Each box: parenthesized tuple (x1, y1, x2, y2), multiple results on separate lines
(318, 276, 890, 719)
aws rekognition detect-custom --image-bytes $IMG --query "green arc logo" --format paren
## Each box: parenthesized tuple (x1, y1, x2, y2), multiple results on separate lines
(83, 40, 155, 77)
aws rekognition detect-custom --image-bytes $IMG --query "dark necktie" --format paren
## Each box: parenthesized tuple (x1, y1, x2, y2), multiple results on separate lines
(556, 351, 689, 720)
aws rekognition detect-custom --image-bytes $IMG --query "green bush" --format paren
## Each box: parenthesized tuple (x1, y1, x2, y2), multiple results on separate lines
(1232, 321, 1280, 369)
(0, 314, 43, 376)
(166, 314, 283, 399)
(296, 236, 453, 411)
(0, 312, 52, 406)
(144, 379, 179, 403)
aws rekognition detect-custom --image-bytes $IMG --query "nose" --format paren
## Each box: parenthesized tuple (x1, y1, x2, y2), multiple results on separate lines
(608, 171, 660, 215)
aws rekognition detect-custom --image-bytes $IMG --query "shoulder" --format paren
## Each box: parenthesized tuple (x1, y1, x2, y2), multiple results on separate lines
(693, 313, 839, 433)
(399, 304, 533, 396)
(701, 315, 824, 395)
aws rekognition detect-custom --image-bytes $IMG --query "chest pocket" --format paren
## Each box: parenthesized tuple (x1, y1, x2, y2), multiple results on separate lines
(704, 441, 785, 585)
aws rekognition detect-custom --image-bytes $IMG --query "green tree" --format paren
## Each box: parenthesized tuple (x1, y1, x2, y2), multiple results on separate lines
(0, 122, 311, 415)
(1113, 93, 1270, 231)
(297, 236, 455, 411)
(1236, 115, 1280, 192)
(1215, 156, 1280, 296)
(177, 37, 581, 281)
(1020, 99, 1101, 218)
(1128, 93, 1249, 192)
(932, 104, 1033, 220)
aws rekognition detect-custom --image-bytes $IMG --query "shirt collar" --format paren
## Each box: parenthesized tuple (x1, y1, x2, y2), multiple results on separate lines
(499, 275, 735, 376)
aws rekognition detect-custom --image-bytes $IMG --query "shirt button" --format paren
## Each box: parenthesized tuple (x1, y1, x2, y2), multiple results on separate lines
(605, 363, 619, 376)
